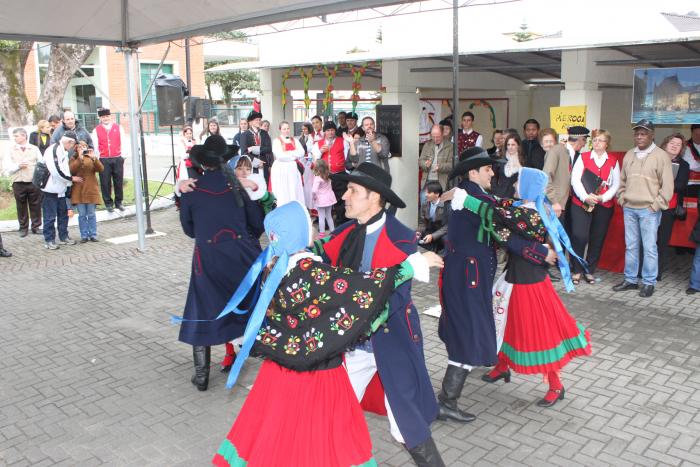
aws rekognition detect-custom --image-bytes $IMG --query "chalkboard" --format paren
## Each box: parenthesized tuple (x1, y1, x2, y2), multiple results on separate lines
(376, 105, 402, 157)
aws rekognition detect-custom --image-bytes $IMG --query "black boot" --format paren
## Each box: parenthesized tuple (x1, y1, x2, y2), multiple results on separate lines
(407, 437, 446, 467)
(191, 346, 210, 391)
(437, 365, 476, 423)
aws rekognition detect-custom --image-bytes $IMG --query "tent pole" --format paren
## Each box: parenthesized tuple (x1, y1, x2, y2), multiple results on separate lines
(452, 0, 459, 165)
(123, 47, 147, 251)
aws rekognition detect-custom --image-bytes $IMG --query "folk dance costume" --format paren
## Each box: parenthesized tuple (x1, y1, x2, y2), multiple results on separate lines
(270, 136, 305, 206)
(239, 111, 273, 185)
(457, 128, 482, 155)
(438, 148, 551, 421)
(458, 167, 592, 407)
(176, 136, 274, 391)
(211, 201, 431, 467)
(90, 109, 127, 211)
(315, 164, 444, 466)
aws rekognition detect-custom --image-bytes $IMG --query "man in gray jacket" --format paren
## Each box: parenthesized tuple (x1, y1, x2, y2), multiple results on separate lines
(50, 110, 93, 148)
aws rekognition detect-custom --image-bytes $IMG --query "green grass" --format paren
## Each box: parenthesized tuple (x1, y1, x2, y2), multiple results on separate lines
(0, 177, 173, 221)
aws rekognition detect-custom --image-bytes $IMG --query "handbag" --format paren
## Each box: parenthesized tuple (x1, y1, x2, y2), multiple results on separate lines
(31, 160, 50, 189)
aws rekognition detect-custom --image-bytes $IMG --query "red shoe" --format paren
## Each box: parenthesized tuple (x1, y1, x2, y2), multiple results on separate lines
(220, 343, 236, 373)
(537, 387, 565, 407)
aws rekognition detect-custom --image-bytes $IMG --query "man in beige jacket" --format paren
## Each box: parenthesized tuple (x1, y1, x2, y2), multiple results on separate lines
(613, 119, 673, 298)
(419, 124, 454, 191)
(542, 126, 589, 219)
(3, 128, 44, 237)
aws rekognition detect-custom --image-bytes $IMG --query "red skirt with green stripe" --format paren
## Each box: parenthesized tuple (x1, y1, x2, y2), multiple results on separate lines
(212, 360, 377, 467)
(499, 276, 591, 374)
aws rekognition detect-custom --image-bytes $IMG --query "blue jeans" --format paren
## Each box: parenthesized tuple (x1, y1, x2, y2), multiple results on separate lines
(42, 192, 69, 243)
(690, 246, 700, 291)
(76, 203, 97, 239)
(623, 207, 662, 286)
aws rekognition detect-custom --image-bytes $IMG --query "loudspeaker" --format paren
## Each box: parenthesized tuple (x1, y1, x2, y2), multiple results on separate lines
(154, 74, 187, 126)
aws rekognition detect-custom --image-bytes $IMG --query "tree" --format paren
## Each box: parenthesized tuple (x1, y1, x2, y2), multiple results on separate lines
(0, 41, 94, 126)
(205, 61, 260, 106)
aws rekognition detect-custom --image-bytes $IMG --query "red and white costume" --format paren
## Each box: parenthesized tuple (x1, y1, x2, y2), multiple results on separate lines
(271, 136, 305, 206)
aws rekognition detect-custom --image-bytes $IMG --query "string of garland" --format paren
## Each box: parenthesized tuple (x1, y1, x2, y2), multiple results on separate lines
(350, 63, 369, 112)
(469, 99, 497, 129)
(280, 67, 297, 113)
(322, 64, 339, 112)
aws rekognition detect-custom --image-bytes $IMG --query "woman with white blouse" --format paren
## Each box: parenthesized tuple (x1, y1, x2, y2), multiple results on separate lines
(270, 121, 305, 206)
(569, 130, 620, 284)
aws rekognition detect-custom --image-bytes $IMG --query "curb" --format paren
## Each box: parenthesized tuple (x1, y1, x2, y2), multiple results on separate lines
(0, 196, 175, 233)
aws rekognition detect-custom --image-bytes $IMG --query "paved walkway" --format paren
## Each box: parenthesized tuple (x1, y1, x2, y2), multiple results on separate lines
(1, 208, 699, 466)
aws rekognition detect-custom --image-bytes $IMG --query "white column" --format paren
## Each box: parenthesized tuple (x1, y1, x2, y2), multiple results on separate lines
(382, 60, 420, 229)
(560, 50, 603, 131)
(260, 68, 291, 139)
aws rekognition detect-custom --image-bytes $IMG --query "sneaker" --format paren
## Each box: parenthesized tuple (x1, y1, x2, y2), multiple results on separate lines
(0, 248, 12, 257)
(107, 206, 114, 213)
(80, 238, 89, 243)
(44, 242, 59, 250)
(59, 237, 77, 245)
(116, 204, 125, 212)
(89, 237, 99, 242)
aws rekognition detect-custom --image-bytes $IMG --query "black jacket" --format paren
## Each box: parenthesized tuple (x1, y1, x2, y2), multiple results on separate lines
(522, 139, 545, 170)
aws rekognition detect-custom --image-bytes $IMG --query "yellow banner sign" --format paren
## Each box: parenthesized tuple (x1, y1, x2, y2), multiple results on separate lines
(549, 105, 587, 135)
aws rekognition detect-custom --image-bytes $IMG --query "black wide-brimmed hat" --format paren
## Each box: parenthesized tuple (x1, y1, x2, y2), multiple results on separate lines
(247, 111, 263, 122)
(449, 146, 502, 180)
(189, 135, 237, 168)
(332, 162, 405, 208)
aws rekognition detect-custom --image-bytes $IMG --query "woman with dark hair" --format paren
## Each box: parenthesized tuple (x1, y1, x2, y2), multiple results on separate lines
(569, 130, 620, 285)
(491, 133, 523, 198)
(657, 133, 690, 279)
(206, 119, 221, 138)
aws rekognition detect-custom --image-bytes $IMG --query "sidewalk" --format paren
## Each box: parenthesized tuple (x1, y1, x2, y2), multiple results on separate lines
(1, 207, 699, 466)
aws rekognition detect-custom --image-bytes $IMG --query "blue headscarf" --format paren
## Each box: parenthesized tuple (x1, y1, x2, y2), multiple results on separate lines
(217, 200, 312, 388)
(516, 167, 586, 292)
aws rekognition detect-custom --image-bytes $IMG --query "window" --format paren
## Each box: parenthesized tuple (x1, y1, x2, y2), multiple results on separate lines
(140, 63, 174, 112)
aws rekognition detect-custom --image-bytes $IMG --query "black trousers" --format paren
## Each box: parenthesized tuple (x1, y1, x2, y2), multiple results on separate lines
(12, 181, 43, 231)
(331, 177, 348, 225)
(569, 202, 614, 274)
(656, 209, 675, 274)
(99, 156, 125, 208)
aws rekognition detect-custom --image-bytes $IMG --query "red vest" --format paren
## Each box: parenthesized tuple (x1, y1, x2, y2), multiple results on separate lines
(571, 151, 617, 209)
(318, 137, 345, 174)
(687, 141, 700, 186)
(457, 130, 480, 154)
(95, 123, 121, 158)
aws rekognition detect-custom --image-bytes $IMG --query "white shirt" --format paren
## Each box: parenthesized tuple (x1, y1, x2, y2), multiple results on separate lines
(634, 143, 657, 160)
(571, 151, 620, 203)
(682, 141, 700, 172)
(310, 138, 350, 161)
(463, 129, 484, 148)
(503, 153, 522, 178)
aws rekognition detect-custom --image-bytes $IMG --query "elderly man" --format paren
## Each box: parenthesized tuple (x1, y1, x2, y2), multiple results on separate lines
(613, 119, 673, 298)
(3, 128, 43, 236)
(542, 126, 590, 219)
(42, 132, 81, 250)
(239, 111, 273, 184)
(683, 124, 700, 198)
(419, 124, 454, 190)
(91, 108, 127, 212)
(351, 116, 390, 174)
(50, 110, 93, 148)
(313, 162, 445, 466)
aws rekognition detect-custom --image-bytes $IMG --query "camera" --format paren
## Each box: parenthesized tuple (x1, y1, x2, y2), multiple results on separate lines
(82, 149, 89, 156)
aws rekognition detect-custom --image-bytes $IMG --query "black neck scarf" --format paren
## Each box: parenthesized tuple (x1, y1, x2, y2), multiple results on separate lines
(337, 210, 385, 270)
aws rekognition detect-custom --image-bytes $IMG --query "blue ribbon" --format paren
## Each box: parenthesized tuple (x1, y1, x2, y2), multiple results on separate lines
(221, 249, 290, 389)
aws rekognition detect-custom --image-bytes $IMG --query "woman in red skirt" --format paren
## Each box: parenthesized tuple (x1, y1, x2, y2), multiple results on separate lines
(457, 167, 591, 407)
(211, 201, 440, 466)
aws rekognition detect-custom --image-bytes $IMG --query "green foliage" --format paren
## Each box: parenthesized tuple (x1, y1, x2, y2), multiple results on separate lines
(205, 60, 260, 105)
(0, 176, 12, 192)
(209, 30, 248, 41)
(0, 40, 20, 52)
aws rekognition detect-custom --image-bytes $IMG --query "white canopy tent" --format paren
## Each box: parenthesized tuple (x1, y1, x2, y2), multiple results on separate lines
(0, 0, 413, 250)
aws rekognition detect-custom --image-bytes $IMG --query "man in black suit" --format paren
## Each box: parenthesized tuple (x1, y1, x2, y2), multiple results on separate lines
(522, 118, 546, 170)
(239, 111, 273, 184)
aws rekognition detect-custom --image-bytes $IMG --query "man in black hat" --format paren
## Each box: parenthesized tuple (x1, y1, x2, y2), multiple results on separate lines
(346, 111, 359, 134)
(335, 111, 348, 136)
(178, 135, 267, 392)
(239, 111, 273, 184)
(312, 162, 445, 466)
(613, 119, 673, 298)
(91, 108, 127, 212)
(438, 148, 553, 424)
